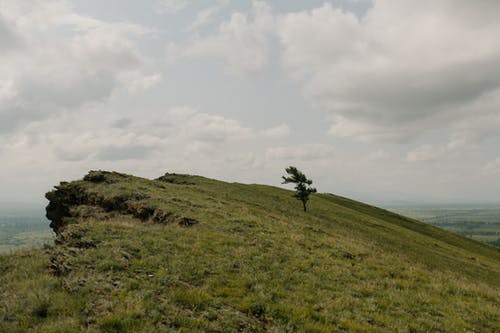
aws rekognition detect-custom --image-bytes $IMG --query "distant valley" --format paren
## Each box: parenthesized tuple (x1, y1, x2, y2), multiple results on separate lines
(388, 206, 500, 247)
(0, 215, 53, 253)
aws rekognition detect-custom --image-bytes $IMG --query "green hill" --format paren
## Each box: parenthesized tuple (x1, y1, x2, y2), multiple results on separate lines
(1, 170, 499, 332)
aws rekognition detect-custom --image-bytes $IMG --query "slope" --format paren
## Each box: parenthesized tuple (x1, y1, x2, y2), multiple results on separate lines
(1, 171, 499, 332)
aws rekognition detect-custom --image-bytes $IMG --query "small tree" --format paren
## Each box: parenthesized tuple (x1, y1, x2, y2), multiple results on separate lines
(282, 166, 317, 212)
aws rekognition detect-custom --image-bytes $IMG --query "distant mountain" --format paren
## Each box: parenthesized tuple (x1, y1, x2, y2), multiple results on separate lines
(1, 170, 499, 332)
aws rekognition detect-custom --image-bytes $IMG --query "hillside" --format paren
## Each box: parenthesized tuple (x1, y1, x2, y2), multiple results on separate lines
(1, 170, 499, 332)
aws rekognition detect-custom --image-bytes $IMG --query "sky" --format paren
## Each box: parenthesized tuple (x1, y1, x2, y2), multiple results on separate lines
(1, 0, 500, 207)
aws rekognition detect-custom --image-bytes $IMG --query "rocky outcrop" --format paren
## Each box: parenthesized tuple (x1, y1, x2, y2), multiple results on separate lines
(45, 170, 199, 234)
(156, 173, 196, 185)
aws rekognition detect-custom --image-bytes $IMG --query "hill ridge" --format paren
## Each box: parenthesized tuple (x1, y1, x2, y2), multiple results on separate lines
(1, 170, 499, 332)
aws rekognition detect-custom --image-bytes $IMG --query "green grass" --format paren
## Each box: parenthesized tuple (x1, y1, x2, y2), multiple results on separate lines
(1, 171, 499, 332)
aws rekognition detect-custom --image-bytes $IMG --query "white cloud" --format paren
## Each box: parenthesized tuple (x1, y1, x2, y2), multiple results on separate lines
(276, 1, 500, 142)
(120, 72, 163, 94)
(68, 106, 253, 161)
(406, 144, 445, 163)
(406, 138, 465, 163)
(168, 1, 500, 144)
(368, 149, 390, 161)
(450, 88, 500, 143)
(483, 157, 500, 174)
(263, 123, 290, 138)
(186, 7, 217, 31)
(53, 129, 168, 162)
(167, 107, 255, 143)
(224, 152, 260, 169)
(0, 105, 257, 183)
(185, 0, 233, 32)
(0, 13, 20, 52)
(2, 1, 500, 204)
(154, 0, 190, 13)
(168, 0, 274, 75)
(328, 116, 416, 143)
(0, 79, 17, 102)
(266, 144, 334, 161)
(0, 0, 156, 134)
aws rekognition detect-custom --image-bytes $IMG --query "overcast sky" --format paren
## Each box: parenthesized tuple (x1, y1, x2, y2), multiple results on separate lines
(1, 0, 500, 207)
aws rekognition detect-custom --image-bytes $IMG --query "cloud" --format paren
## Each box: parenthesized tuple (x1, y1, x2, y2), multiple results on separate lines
(168, 0, 274, 75)
(185, 0, 233, 32)
(166, 107, 254, 143)
(263, 123, 290, 138)
(0, 101, 258, 181)
(0, 14, 20, 52)
(406, 138, 465, 162)
(0, 79, 17, 102)
(451, 88, 500, 143)
(328, 116, 417, 143)
(406, 144, 445, 163)
(0, 0, 157, 135)
(41, 106, 254, 163)
(368, 149, 390, 161)
(112, 118, 133, 129)
(483, 157, 500, 174)
(154, 0, 190, 13)
(224, 152, 260, 169)
(49, 127, 168, 162)
(95, 145, 156, 161)
(276, 1, 500, 142)
(120, 72, 163, 94)
(167, 1, 500, 145)
(266, 144, 334, 161)
(186, 7, 217, 31)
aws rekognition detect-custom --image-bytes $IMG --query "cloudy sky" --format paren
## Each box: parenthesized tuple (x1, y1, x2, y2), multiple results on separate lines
(1, 0, 500, 207)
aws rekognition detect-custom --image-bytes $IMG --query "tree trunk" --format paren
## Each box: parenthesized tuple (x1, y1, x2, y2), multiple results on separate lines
(302, 201, 307, 212)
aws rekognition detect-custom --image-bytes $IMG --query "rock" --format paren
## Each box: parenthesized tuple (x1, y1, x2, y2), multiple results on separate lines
(156, 173, 195, 185)
(47, 256, 70, 276)
(176, 216, 199, 227)
(341, 251, 355, 260)
(83, 171, 107, 183)
(83, 170, 130, 184)
(45, 170, 201, 235)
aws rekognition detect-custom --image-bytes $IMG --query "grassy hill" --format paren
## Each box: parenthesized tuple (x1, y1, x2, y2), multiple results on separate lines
(1, 170, 499, 332)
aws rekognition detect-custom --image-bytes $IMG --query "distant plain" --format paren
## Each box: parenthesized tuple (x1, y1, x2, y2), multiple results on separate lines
(0, 214, 54, 253)
(388, 205, 500, 247)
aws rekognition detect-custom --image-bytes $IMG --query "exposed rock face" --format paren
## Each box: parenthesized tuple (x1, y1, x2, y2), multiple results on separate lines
(45, 182, 86, 234)
(45, 170, 199, 234)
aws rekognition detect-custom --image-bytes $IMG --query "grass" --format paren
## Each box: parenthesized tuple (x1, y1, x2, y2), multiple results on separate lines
(1, 171, 499, 332)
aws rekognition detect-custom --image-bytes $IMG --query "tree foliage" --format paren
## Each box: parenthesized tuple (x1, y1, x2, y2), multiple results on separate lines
(282, 166, 317, 212)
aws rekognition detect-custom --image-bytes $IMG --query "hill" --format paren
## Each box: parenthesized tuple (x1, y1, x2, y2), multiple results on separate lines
(1, 170, 499, 332)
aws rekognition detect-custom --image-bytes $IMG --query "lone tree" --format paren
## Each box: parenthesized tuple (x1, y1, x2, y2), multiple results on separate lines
(282, 166, 317, 212)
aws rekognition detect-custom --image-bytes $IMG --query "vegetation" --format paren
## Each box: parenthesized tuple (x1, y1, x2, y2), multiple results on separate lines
(390, 206, 500, 247)
(281, 166, 317, 212)
(0, 170, 499, 332)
